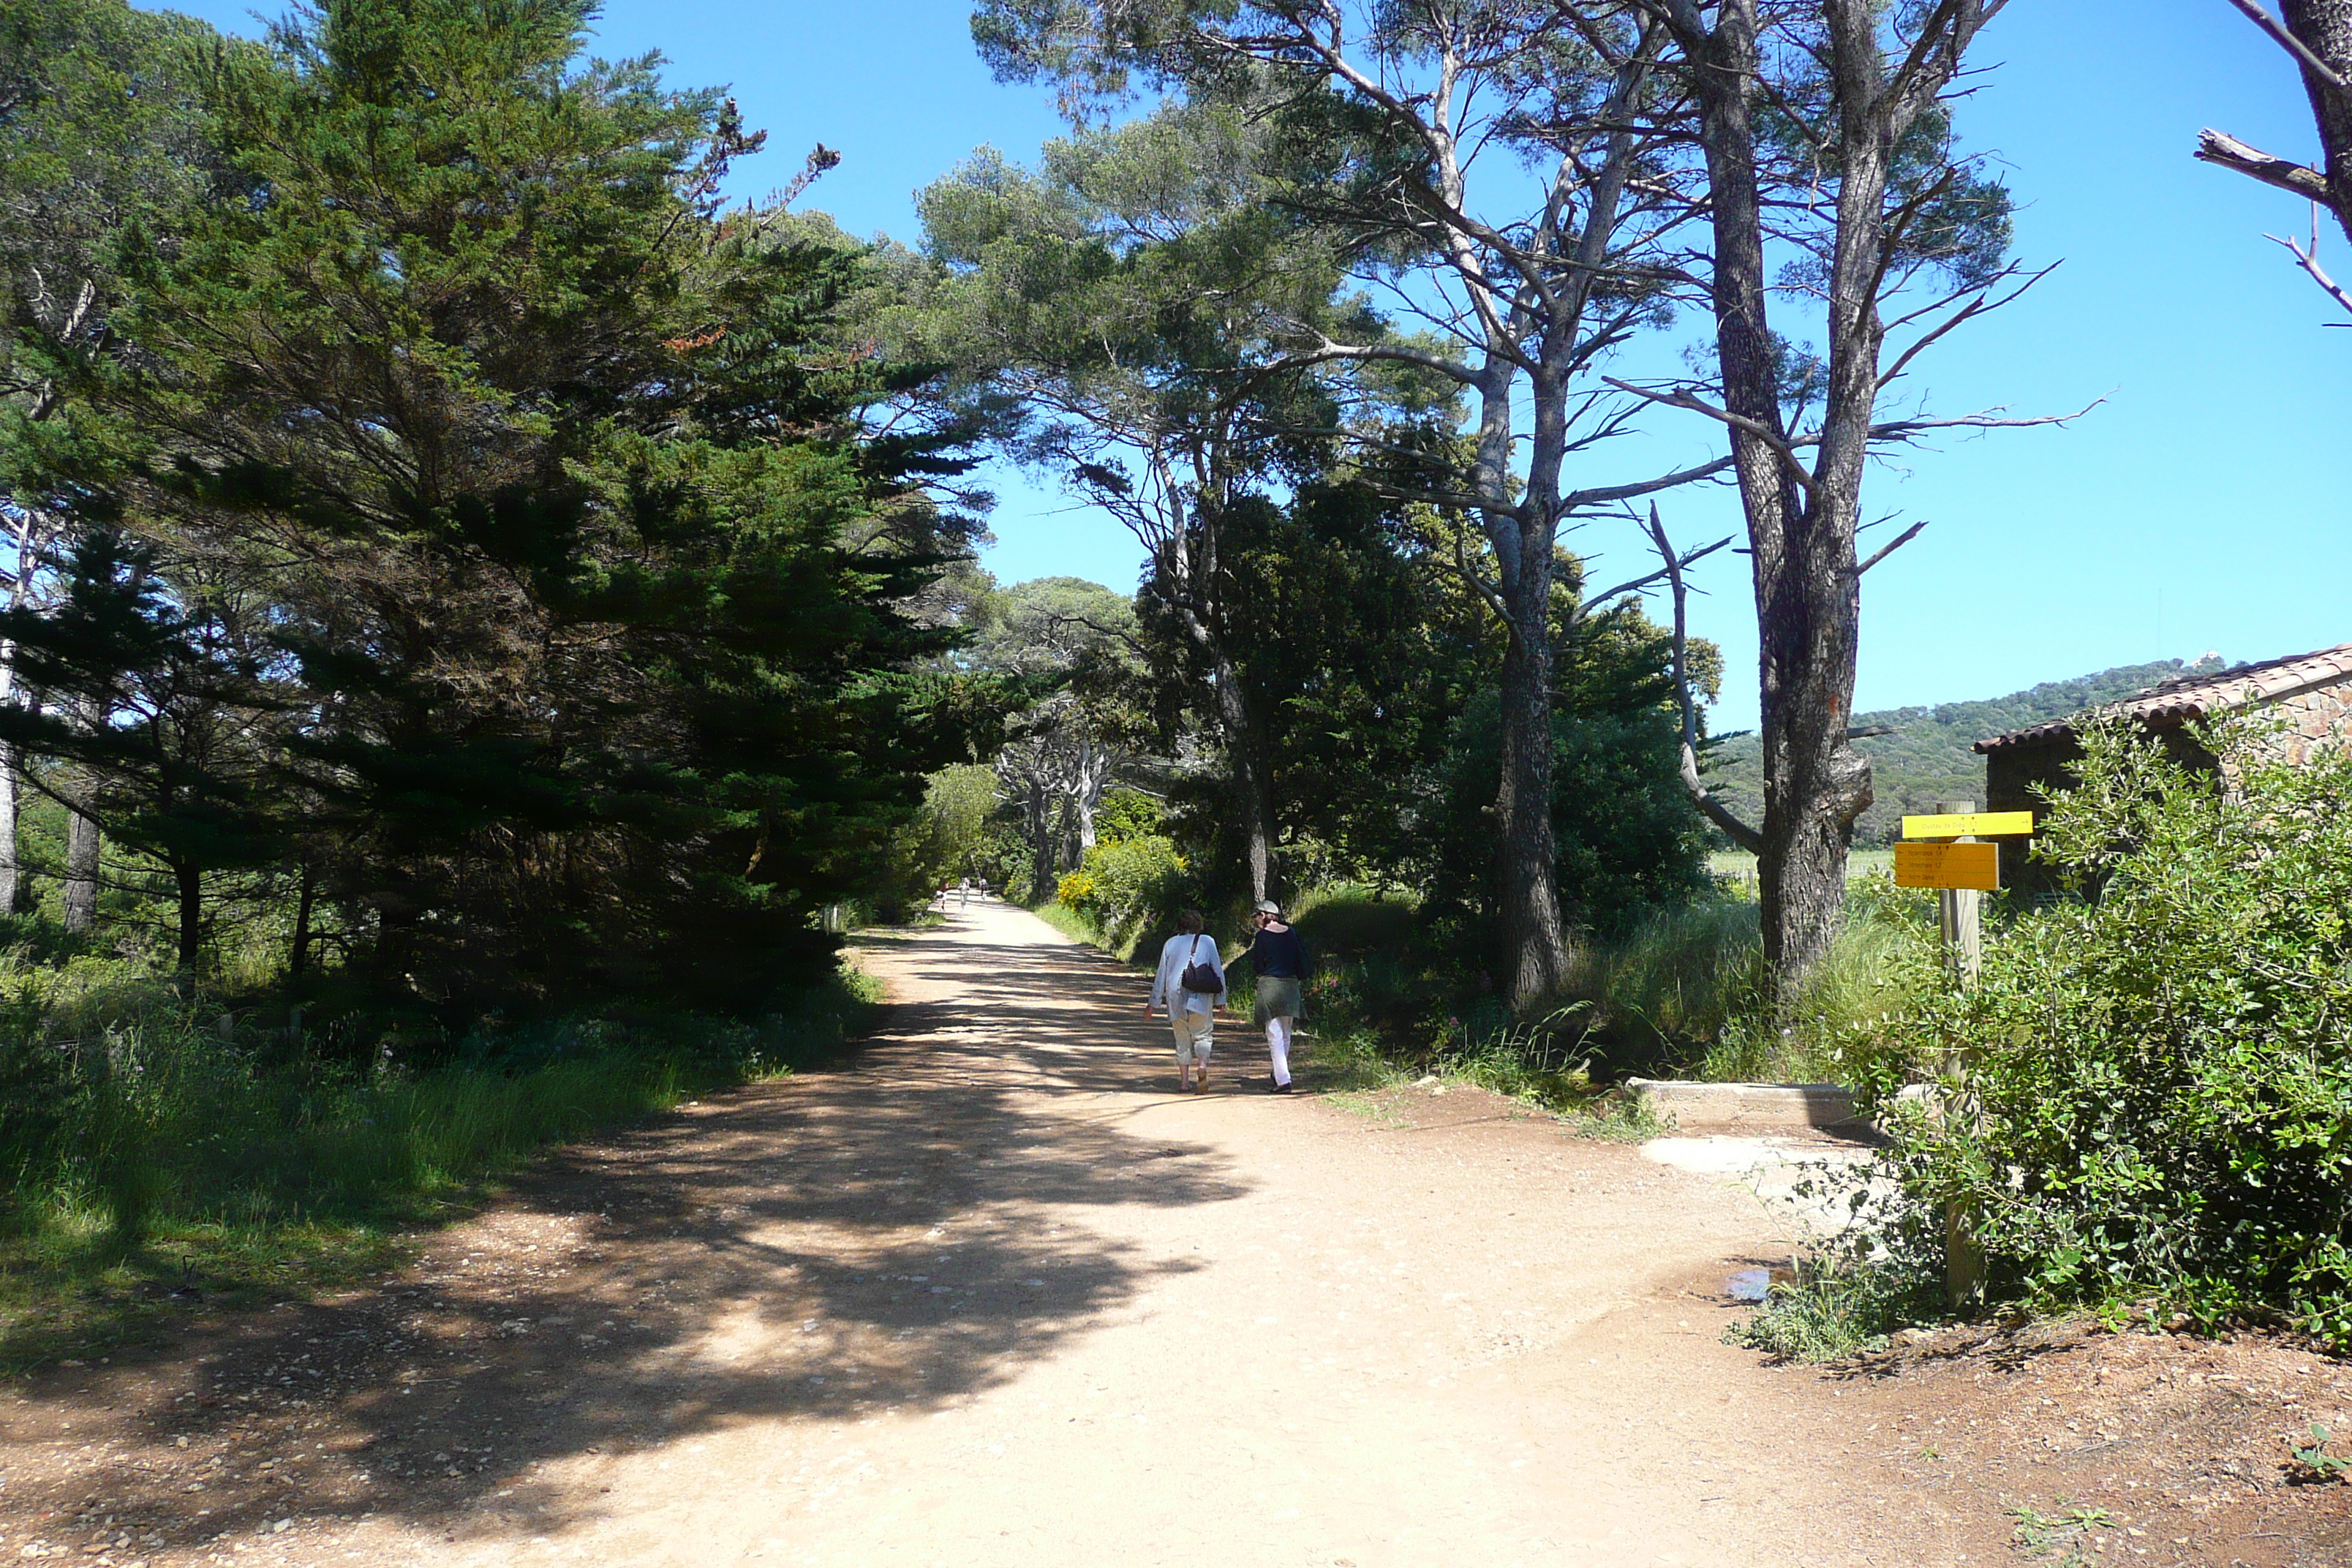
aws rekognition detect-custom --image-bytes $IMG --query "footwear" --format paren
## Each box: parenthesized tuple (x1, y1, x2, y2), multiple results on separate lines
(1270, 1077, 1293, 1094)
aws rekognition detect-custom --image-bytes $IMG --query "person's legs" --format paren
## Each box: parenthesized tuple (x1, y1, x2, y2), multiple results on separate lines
(1191, 1009, 1214, 1092)
(1173, 1011, 1210, 1090)
(1266, 1014, 1292, 1088)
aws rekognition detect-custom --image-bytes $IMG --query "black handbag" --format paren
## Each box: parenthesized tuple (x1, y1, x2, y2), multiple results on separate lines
(1179, 935, 1222, 994)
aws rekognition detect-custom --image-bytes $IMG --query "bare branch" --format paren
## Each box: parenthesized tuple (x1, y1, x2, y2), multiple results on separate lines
(1044, 611, 1151, 663)
(1450, 524, 1517, 641)
(1865, 397, 2106, 442)
(1603, 377, 1819, 497)
(2266, 222, 2352, 319)
(1576, 535, 1733, 621)
(1266, 333, 1492, 388)
(1560, 452, 1741, 512)
(1643, 502, 1763, 854)
(2196, 128, 2338, 210)
(1852, 519, 1928, 576)
(1880, 261, 2061, 389)
(2218, 0, 2351, 90)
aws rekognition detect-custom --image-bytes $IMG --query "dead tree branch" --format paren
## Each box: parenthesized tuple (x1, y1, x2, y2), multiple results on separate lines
(1603, 378, 1818, 497)
(2219, 0, 2351, 90)
(2267, 216, 2352, 320)
(1852, 519, 1929, 576)
(1643, 504, 1762, 854)
(2196, 127, 2338, 210)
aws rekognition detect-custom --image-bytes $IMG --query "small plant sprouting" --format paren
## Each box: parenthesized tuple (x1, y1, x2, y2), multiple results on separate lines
(2008, 1501, 2115, 1563)
(2287, 1422, 2351, 1483)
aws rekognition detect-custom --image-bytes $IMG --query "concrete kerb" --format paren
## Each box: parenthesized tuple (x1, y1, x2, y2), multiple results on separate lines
(1625, 1077, 1861, 1133)
(1627, 1078, 1941, 1135)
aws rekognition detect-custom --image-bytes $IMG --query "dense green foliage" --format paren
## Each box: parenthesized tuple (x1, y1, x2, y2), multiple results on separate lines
(1056, 832, 1190, 953)
(1, 0, 1012, 1029)
(0, 0, 1019, 1353)
(1846, 722, 2352, 1349)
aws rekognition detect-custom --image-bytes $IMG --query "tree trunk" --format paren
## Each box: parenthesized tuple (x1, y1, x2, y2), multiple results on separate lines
(1674, 0, 1885, 981)
(2284, 1, 2352, 244)
(0, 740, 18, 917)
(64, 806, 99, 934)
(1074, 738, 1101, 855)
(1753, 562, 1872, 978)
(1493, 549, 1571, 1006)
(1207, 648, 1273, 904)
(174, 858, 203, 974)
(1023, 777, 1056, 905)
(0, 529, 32, 916)
(1157, 485, 1277, 905)
(290, 860, 318, 976)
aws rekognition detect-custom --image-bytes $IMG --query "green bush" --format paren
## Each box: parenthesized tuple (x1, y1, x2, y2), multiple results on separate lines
(1724, 1252, 1937, 1362)
(1056, 834, 1191, 953)
(1847, 720, 2352, 1349)
(1291, 886, 1422, 957)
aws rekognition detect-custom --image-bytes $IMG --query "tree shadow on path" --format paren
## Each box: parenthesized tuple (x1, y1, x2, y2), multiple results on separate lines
(1, 903, 1241, 1555)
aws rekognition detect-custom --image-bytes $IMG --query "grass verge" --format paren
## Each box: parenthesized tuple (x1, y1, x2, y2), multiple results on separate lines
(0, 963, 881, 1373)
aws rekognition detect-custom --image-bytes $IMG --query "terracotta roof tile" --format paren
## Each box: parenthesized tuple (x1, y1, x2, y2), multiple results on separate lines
(1974, 642, 2352, 753)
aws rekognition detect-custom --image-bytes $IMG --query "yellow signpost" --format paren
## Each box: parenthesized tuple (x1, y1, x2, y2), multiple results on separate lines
(1893, 840, 1999, 892)
(1898, 810, 2035, 840)
(1896, 800, 2037, 1314)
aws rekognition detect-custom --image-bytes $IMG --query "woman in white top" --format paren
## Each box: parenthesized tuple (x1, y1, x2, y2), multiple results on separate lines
(1145, 909, 1227, 1093)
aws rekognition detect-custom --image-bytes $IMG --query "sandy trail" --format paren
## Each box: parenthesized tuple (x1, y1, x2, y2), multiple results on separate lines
(0, 900, 2002, 1567)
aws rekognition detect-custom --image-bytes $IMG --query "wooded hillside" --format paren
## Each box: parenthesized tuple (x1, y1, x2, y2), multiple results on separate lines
(1700, 656, 2228, 845)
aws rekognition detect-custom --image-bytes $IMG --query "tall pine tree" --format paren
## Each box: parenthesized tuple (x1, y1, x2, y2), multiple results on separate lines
(21, 0, 1010, 1024)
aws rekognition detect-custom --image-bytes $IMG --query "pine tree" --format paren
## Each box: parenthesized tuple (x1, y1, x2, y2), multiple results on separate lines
(18, 0, 1013, 1022)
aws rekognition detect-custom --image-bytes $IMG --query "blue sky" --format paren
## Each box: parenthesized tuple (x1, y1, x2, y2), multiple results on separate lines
(154, 1, 2352, 732)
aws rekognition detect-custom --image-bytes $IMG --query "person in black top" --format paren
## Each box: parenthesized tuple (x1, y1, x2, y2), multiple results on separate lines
(1242, 899, 1306, 1093)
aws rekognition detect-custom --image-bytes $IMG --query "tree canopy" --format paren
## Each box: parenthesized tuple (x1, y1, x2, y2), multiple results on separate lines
(0, 0, 1017, 1034)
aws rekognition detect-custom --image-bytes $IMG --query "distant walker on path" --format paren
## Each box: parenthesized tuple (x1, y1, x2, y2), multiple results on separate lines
(1243, 899, 1306, 1093)
(1146, 910, 1228, 1094)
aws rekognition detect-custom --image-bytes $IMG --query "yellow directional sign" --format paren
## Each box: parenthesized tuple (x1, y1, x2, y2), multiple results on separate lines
(1895, 841, 2000, 891)
(1900, 810, 2035, 840)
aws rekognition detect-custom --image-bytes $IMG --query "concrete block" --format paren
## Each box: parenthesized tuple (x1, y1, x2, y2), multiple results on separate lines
(1624, 1077, 1862, 1131)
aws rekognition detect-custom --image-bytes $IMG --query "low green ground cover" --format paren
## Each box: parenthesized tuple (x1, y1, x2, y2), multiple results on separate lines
(0, 943, 880, 1371)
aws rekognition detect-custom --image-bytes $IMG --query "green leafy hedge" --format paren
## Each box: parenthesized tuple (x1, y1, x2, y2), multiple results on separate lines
(1056, 834, 1191, 952)
(1849, 720, 2352, 1347)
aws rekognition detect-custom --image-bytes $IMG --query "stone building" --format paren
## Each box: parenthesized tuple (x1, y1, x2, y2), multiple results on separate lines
(1974, 643, 2352, 899)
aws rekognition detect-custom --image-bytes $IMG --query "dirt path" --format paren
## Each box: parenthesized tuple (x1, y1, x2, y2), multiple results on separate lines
(4, 900, 2344, 1566)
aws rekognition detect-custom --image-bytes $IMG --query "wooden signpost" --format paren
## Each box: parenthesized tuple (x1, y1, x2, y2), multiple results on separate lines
(1896, 800, 2036, 1312)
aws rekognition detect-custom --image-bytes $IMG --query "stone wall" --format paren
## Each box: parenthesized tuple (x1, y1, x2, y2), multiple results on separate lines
(2247, 679, 2352, 766)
